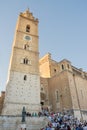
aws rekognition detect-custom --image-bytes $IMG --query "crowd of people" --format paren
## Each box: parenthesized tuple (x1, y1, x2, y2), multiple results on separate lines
(40, 108, 87, 130)
(26, 107, 87, 130)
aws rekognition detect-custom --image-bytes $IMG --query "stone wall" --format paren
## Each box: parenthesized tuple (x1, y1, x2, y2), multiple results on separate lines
(2, 72, 40, 115)
(48, 70, 72, 112)
(40, 77, 49, 106)
(39, 53, 51, 78)
(0, 91, 5, 114)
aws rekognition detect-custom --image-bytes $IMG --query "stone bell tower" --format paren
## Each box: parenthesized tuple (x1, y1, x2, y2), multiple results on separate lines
(2, 9, 41, 115)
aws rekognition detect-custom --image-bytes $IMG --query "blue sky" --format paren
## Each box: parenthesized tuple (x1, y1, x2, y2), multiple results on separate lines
(0, 0, 87, 92)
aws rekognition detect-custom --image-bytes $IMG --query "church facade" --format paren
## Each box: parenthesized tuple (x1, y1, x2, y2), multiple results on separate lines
(1, 9, 87, 120)
(40, 53, 87, 120)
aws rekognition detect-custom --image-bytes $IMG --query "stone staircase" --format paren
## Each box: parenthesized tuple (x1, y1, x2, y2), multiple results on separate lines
(0, 116, 49, 130)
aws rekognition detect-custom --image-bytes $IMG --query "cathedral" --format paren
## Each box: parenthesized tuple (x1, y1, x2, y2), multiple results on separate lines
(0, 9, 87, 120)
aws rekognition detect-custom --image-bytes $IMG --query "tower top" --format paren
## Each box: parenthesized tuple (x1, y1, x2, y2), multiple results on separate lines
(20, 9, 38, 22)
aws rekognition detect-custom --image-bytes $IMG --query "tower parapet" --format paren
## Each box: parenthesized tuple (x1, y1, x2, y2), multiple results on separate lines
(20, 9, 38, 22)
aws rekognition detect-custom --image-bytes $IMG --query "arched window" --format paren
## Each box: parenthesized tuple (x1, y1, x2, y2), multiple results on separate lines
(54, 69, 56, 72)
(24, 44, 29, 50)
(62, 64, 64, 70)
(26, 59, 28, 64)
(23, 58, 28, 64)
(24, 75, 27, 80)
(23, 59, 26, 64)
(22, 58, 31, 65)
(67, 64, 70, 69)
(26, 25, 30, 32)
